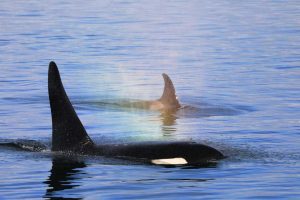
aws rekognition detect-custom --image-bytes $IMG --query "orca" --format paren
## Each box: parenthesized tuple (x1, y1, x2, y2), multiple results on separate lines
(116, 73, 181, 111)
(47, 61, 224, 165)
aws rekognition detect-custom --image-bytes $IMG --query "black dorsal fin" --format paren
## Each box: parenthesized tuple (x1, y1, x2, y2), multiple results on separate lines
(159, 73, 181, 109)
(48, 61, 94, 152)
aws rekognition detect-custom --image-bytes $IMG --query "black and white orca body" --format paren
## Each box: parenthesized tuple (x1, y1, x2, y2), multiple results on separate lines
(48, 61, 224, 165)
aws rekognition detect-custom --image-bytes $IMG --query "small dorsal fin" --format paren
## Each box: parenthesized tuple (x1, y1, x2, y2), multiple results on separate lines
(48, 61, 94, 152)
(159, 73, 181, 109)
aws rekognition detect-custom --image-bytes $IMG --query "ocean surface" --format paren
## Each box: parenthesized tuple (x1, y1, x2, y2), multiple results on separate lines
(0, 1, 300, 199)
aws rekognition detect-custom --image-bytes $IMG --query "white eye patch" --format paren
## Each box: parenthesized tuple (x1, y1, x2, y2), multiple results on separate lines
(151, 157, 188, 165)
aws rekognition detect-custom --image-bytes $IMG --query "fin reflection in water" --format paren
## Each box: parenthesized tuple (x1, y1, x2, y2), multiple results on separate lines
(160, 111, 178, 136)
(44, 157, 86, 200)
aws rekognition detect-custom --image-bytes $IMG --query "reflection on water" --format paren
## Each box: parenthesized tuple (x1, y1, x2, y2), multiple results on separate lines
(41, 155, 218, 199)
(160, 110, 178, 136)
(75, 99, 243, 137)
(44, 157, 86, 200)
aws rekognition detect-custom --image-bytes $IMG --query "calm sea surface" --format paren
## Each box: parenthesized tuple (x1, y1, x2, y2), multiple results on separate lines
(0, 1, 300, 199)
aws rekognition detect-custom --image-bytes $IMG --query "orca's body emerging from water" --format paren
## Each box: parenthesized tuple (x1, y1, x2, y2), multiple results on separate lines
(119, 73, 181, 111)
(47, 61, 224, 165)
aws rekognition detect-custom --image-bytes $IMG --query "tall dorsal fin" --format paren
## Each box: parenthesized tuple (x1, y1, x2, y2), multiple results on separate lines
(48, 61, 94, 152)
(159, 73, 181, 109)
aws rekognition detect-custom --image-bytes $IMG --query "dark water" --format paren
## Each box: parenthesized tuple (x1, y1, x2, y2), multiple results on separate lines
(0, 1, 300, 199)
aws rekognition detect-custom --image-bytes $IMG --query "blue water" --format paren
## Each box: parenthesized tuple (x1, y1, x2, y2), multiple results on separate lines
(0, 1, 300, 199)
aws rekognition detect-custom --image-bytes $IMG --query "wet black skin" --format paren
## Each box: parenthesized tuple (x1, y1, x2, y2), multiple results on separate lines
(91, 142, 224, 164)
(48, 61, 224, 165)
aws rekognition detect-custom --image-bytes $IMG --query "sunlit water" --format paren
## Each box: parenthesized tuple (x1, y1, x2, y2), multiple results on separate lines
(0, 1, 300, 199)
